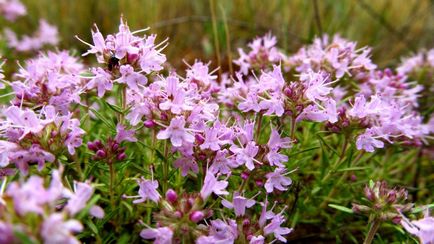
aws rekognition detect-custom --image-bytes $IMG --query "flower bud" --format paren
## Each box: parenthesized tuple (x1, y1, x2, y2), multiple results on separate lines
(116, 152, 126, 161)
(96, 149, 106, 158)
(111, 142, 119, 151)
(165, 189, 178, 203)
(189, 211, 205, 223)
(144, 120, 156, 128)
(241, 171, 249, 180)
(255, 179, 264, 187)
(364, 187, 375, 201)
(387, 191, 396, 203)
(284, 87, 293, 97)
(195, 134, 205, 144)
(87, 141, 98, 151)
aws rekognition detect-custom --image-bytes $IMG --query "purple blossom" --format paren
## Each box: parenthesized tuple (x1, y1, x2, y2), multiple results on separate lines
(265, 168, 293, 193)
(140, 226, 173, 244)
(301, 70, 334, 102)
(139, 35, 167, 74)
(157, 116, 195, 147)
(230, 141, 259, 171)
(221, 192, 257, 217)
(114, 18, 139, 59)
(356, 129, 385, 152)
(263, 213, 293, 242)
(401, 212, 434, 244)
(200, 171, 229, 200)
(40, 213, 83, 244)
(86, 67, 113, 97)
(200, 123, 230, 151)
(249, 235, 265, 244)
(79, 24, 106, 62)
(132, 177, 161, 203)
(3, 106, 46, 139)
(115, 124, 137, 143)
(6, 175, 49, 215)
(117, 65, 147, 91)
(9, 145, 55, 175)
(125, 102, 151, 126)
(5, 19, 58, 51)
(196, 219, 238, 244)
(173, 156, 199, 176)
(159, 75, 193, 114)
(0, 0, 26, 21)
(64, 182, 94, 216)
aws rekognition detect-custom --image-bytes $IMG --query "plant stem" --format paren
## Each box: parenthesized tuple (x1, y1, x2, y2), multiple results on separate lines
(209, 0, 222, 80)
(363, 218, 380, 244)
(163, 140, 169, 192)
(321, 136, 349, 184)
(319, 151, 364, 208)
(109, 162, 115, 208)
(290, 115, 297, 140)
(120, 84, 127, 123)
(255, 114, 263, 142)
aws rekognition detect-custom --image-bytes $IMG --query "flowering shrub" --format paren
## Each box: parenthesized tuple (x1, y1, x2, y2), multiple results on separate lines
(0, 12, 433, 244)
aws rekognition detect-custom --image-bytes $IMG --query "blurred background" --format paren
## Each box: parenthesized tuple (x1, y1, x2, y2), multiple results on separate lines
(1, 0, 433, 68)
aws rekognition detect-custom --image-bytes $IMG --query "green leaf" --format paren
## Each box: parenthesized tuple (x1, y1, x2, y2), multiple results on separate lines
(13, 231, 36, 244)
(328, 204, 354, 214)
(85, 219, 99, 234)
(105, 101, 124, 113)
(90, 108, 116, 130)
(412, 203, 434, 214)
(337, 166, 370, 172)
(369, 179, 375, 188)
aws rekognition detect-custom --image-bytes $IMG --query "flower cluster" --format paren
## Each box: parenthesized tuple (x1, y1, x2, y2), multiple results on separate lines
(4, 19, 59, 52)
(0, 169, 102, 243)
(0, 0, 26, 21)
(0, 105, 84, 174)
(0, 16, 432, 243)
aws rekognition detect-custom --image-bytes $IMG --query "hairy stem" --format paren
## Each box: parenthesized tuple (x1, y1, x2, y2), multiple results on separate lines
(363, 218, 380, 244)
(163, 140, 169, 192)
(109, 162, 115, 208)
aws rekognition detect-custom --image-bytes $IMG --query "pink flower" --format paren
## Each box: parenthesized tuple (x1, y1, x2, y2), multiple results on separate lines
(114, 18, 139, 59)
(125, 102, 151, 126)
(86, 67, 113, 97)
(3, 106, 46, 139)
(10, 144, 55, 175)
(249, 235, 265, 244)
(139, 35, 167, 74)
(401, 211, 434, 244)
(264, 213, 293, 242)
(0, 0, 26, 21)
(301, 70, 333, 102)
(140, 226, 173, 244)
(117, 65, 147, 91)
(79, 24, 106, 62)
(173, 156, 199, 176)
(265, 168, 292, 193)
(159, 75, 193, 114)
(157, 116, 195, 147)
(41, 213, 83, 244)
(64, 182, 94, 216)
(115, 124, 137, 143)
(230, 141, 259, 171)
(221, 192, 257, 217)
(196, 219, 238, 244)
(200, 171, 229, 200)
(356, 129, 384, 152)
(132, 177, 161, 203)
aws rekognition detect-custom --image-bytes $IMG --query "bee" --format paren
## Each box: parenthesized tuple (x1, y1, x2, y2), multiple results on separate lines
(107, 55, 119, 71)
